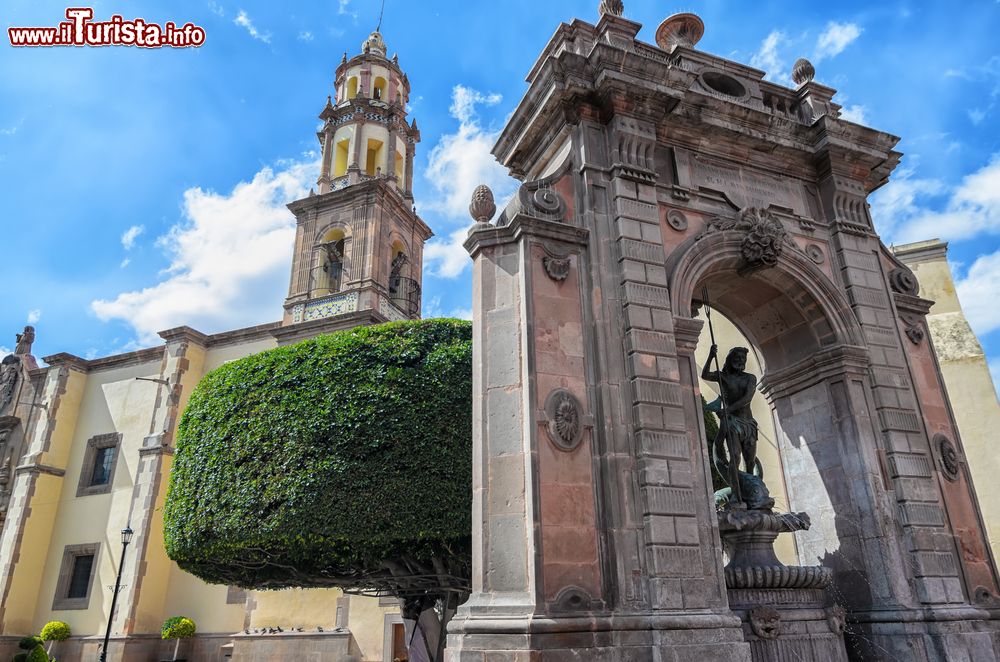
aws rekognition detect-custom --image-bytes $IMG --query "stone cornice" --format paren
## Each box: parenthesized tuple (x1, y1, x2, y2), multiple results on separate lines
(758, 344, 870, 401)
(496, 16, 901, 190)
(286, 178, 433, 240)
(464, 216, 589, 259)
(893, 292, 934, 317)
(158, 326, 209, 346)
(13, 462, 65, 477)
(893, 239, 948, 265)
(41, 353, 89, 372)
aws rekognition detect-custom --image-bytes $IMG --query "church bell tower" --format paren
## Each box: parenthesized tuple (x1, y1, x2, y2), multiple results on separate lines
(279, 30, 432, 342)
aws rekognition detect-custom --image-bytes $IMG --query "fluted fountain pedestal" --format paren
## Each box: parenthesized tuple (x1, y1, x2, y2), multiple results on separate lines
(719, 509, 849, 661)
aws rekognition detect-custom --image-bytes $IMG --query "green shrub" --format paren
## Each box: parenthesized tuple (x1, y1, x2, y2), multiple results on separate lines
(17, 637, 42, 651)
(163, 319, 473, 589)
(12, 653, 28, 662)
(161, 616, 196, 640)
(25, 646, 48, 662)
(39, 621, 70, 642)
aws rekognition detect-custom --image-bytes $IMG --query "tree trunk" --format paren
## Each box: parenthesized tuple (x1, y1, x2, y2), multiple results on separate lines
(401, 596, 457, 662)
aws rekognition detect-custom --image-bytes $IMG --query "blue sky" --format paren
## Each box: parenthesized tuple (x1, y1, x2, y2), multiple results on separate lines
(1, 1, 999, 393)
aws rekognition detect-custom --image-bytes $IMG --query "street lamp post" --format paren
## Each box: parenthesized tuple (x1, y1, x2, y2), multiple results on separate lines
(99, 525, 134, 662)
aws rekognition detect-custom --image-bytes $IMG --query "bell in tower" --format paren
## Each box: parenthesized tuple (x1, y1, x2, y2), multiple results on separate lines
(278, 30, 432, 343)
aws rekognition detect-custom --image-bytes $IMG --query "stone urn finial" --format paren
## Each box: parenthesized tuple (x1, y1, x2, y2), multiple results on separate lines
(792, 58, 815, 87)
(655, 13, 705, 50)
(599, 0, 624, 17)
(469, 184, 496, 224)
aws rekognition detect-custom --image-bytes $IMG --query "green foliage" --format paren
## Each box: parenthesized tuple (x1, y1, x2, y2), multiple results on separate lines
(25, 646, 48, 662)
(12, 653, 27, 662)
(161, 616, 196, 640)
(17, 637, 42, 651)
(163, 319, 473, 589)
(39, 621, 70, 642)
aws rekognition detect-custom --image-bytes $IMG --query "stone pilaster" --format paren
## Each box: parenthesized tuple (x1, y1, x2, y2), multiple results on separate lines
(117, 328, 206, 635)
(0, 358, 83, 633)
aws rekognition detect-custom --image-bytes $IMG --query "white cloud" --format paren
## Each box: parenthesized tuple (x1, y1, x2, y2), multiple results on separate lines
(449, 87, 502, 125)
(449, 307, 473, 321)
(839, 104, 868, 124)
(424, 227, 473, 278)
(0, 118, 23, 136)
(890, 155, 1000, 243)
(969, 108, 987, 125)
(870, 166, 945, 241)
(26, 309, 41, 324)
(421, 85, 518, 278)
(92, 159, 317, 344)
(0, 346, 10, 357)
(233, 10, 271, 44)
(208, 1, 225, 17)
(955, 250, 1000, 337)
(121, 224, 144, 250)
(120, 258, 131, 269)
(423, 85, 511, 220)
(338, 0, 357, 18)
(750, 30, 786, 81)
(814, 21, 862, 62)
(298, 31, 314, 42)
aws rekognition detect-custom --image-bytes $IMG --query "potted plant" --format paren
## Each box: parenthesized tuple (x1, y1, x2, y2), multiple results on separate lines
(39, 621, 70, 659)
(160, 616, 196, 662)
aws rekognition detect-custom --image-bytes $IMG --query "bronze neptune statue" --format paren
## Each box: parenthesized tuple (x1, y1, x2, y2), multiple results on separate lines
(702, 345, 761, 509)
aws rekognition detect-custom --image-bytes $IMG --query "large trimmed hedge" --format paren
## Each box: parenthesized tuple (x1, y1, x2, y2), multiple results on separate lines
(164, 319, 472, 589)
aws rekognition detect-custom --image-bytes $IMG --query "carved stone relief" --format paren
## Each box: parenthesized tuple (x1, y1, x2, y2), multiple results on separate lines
(899, 312, 925, 346)
(0, 355, 20, 416)
(935, 433, 961, 481)
(666, 209, 688, 232)
(543, 389, 584, 451)
(542, 256, 570, 282)
(806, 244, 825, 264)
(699, 207, 792, 274)
(749, 606, 782, 640)
(550, 585, 596, 612)
(888, 267, 920, 296)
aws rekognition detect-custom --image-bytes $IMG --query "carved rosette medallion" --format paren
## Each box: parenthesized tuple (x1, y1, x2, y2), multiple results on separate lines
(806, 243, 825, 264)
(542, 256, 571, 282)
(749, 606, 782, 640)
(888, 267, 920, 296)
(666, 209, 688, 232)
(543, 388, 584, 451)
(935, 433, 960, 481)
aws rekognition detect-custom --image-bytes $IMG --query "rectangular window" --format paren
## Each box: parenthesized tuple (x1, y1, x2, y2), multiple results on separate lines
(67, 554, 95, 598)
(90, 446, 115, 486)
(77, 432, 121, 497)
(53, 543, 100, 610)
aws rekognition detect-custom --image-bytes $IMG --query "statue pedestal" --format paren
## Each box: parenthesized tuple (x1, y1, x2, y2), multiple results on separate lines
(718, 509, 849, 661)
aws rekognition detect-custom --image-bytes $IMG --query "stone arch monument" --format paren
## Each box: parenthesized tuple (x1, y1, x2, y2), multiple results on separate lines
(449, 7, 1000, 662)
